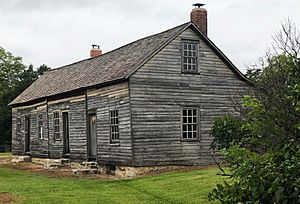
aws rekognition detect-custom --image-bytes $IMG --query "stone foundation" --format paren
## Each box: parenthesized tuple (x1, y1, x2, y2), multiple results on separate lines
(11, 155, 31, 163)
(11, 156, 208, 178)
(115, 166, 187, 178)
(31, 158, 70, 169)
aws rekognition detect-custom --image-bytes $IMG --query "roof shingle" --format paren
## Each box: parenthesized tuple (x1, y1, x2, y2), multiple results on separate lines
(10, 22, 190, 106)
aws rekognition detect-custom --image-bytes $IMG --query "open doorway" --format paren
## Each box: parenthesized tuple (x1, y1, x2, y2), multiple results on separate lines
(62, 112, 70, 157)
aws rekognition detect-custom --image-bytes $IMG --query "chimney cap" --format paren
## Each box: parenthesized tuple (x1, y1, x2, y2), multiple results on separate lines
(193, 3, 205, 8)
(91, 44, 100, 49)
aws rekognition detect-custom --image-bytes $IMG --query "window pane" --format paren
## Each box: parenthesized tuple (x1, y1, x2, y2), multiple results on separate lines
(193, 132, 197, 138)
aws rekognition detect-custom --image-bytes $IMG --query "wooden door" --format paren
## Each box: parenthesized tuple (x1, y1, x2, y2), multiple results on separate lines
(88, 113, 97, 159)
(62, 112, 70, 155)
(25, 117, 30, 153)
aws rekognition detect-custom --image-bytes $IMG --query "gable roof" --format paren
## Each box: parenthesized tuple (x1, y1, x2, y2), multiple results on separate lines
(10, 22, 250, 107)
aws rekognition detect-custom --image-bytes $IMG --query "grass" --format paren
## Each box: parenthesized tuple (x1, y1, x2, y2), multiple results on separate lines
(0, 152, 11, 157)
(0, 158, 226, 204)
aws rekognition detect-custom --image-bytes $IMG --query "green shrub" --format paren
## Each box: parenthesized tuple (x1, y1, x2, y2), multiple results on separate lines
(210, 115, 244, 151)
(208, 142, 300, 204)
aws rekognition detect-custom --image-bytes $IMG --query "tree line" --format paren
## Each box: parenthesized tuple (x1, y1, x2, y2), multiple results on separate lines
(0, 47, 50, 151)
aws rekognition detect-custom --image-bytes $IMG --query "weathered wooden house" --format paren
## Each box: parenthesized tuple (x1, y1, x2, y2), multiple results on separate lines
(10, 5, 252, 173)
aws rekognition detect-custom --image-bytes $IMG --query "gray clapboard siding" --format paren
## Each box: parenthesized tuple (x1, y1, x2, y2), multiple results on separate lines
(87, 82, 132, 165)
(129, 27, 252, 166)
(11, 102, 49, 157)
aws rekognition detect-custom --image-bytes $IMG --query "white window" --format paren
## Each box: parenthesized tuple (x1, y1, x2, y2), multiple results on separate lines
(38, 114, 43, 139)
(182, 41, 198, 72)
(182, 108, 199, 140)
(53, 112, 60, 140)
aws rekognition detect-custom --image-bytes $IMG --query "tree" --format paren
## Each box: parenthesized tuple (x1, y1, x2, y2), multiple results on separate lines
(209, 20, 300, 203)
(0, 47, 50, 150)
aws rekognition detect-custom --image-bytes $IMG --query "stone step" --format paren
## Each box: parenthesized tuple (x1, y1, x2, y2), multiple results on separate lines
(81, 161, 97, 167)
(72, 161, 99, 175)
(72, 168, 98, 175)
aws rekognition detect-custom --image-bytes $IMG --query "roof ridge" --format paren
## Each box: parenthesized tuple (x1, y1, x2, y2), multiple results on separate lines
(49, 22, 190, 72)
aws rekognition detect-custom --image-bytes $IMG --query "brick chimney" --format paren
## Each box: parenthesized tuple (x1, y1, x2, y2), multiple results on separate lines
(190, 3, 207, 36)
(90, 44, 102, 58)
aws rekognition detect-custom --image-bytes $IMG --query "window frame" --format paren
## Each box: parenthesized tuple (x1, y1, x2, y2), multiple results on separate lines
(37, 114, 43, 139)
(53, 111, 60, 140)
(180, 107, 200, 141)
(16, 117, 22, 139)
(109, 109, 120, 144)
(181, 40, 199, 74)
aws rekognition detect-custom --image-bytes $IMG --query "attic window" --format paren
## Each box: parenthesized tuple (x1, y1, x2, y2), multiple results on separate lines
(182, 41, 198, 73)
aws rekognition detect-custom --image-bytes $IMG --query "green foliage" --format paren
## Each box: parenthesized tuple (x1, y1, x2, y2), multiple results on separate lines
(209, 22, 300, 204)
(0, 47, 50, 148)
(210, 116, 244, 150)
(209, 142, 300, 204)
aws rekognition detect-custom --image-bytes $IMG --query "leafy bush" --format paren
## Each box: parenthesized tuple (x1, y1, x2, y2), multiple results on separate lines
(209, 142, 300, 204)
(210, 115, 244, 150)
(208, 21, 300, 203)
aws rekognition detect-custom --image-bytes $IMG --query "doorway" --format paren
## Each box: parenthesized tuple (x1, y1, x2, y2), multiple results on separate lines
(62, 112, 70, 156)
(88, 113, 97, 160)
(25, 116, 30, 154)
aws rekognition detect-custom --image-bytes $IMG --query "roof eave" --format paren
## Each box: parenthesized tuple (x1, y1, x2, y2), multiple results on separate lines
(9, 77, 128, 108)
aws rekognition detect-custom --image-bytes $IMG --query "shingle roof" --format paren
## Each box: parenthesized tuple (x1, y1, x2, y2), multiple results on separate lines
(10, 22, 190, 106)
(10, 22, 250, 106)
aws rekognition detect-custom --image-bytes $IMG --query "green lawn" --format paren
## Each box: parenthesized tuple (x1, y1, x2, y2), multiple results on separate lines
(0, 152, 11, 157)
(0, 159, 225, 204)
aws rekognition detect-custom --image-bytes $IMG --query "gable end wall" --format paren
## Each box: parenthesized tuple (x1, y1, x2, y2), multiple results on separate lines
(129, 27, 252, 166)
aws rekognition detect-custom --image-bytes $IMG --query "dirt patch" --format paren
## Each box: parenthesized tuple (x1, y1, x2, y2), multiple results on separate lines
(0, 192, 17, 204)
(0, 156, 217, 180)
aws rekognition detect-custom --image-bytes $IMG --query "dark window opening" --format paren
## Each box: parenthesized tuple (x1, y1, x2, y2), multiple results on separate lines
(110, 110, 119, 143)
(182, 108, 198, 140)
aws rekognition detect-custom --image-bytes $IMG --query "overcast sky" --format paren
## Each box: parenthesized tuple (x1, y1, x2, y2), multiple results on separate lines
(1, 0, 299, 73)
